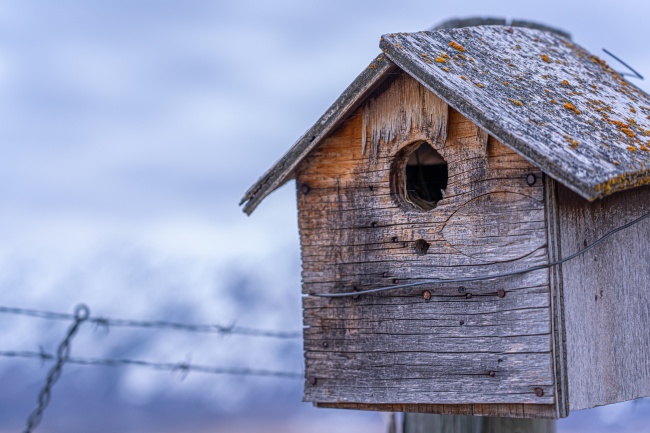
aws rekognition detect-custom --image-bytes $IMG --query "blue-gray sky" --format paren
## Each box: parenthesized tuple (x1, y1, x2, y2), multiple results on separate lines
(0, 1, 649, 432)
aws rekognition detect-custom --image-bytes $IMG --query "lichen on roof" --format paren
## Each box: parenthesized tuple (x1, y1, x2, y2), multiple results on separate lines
(380, 26, 650, 200)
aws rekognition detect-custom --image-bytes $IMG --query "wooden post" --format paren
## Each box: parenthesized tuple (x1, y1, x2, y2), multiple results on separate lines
(402, 414, 556, 433)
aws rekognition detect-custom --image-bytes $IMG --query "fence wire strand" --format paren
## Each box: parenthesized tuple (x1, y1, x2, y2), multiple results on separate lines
(0, 306, 302, 339)
(23, 304, 89, 433)
(0, 349, 303, 379)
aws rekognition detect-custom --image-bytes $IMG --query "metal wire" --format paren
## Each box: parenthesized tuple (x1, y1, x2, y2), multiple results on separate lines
(311, 210, 650, 298)
(0, 349, 303, 379)
(603, 48, 644, 80)
(0, 306, 301, 339)
(23, 304, 89, 433)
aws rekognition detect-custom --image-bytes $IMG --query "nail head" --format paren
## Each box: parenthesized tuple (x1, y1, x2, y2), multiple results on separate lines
(534, 387, 544, 397)
(423, 290, 431, 301)
(526, 173, 537, 186)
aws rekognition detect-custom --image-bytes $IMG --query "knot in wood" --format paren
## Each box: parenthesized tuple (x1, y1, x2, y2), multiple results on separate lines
(414, 239, 430, 255)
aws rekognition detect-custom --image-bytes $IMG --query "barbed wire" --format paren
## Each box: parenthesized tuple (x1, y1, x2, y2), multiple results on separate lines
(0, 305, 302, 339)
(312, 209, 650, 297)
(0, 349, 303, 379)
(23, 304, 89, 433)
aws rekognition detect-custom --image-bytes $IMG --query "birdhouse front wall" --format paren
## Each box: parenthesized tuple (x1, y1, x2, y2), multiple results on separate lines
(296, 72, 561, 418)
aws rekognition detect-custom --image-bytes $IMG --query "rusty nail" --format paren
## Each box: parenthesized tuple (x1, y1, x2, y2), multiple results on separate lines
(526, 174, 537, 186)
(465, 293, 472, 299)
(423, 290, 431, 301)
(308, 376, 317, 386)
(459, 320, 465, 325)
(534, 387, 544, 397)
(488, 371, 496, 377)
(322, 341, 329, 348)
(371, 221, 377, 228)
(497, 289, 506, 298)
(300, 183, 310, 194)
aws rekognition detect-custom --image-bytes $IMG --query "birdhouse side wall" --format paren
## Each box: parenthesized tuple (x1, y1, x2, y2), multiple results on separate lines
(295, 73, 561, 418)
(553, 184, 650, 411)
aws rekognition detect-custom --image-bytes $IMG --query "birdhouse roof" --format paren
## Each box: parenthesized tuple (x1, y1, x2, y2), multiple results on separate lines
(241, 26, 650, 215)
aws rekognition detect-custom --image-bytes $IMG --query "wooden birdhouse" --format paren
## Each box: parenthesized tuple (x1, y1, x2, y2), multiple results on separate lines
(241, 24, 650, 419)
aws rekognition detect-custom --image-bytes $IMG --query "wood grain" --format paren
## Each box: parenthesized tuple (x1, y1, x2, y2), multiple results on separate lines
(296, 72, 557, 414)
(557, 184, 650, 410)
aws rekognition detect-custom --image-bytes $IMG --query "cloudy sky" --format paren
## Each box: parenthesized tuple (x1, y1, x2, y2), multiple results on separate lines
(0, 1, 648, 432)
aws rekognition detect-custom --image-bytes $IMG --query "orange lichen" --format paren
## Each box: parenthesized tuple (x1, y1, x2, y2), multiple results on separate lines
(476, 83, 484, 88)
(627, 146, 637, 152)
(641, 145, 649, 152)
(565, 136, 579, 148)
(564, 102, 580, 114)
(631, 107, 637, 113)
(541, 54, 551, 63)
(461, 75, 467, 80)
(504, 82, 509, 86)
(560, 80, 570, 86)
(443, 67, 450, 72)
(368, 63, 377, 69)
(449, 41, 465, 52)
(395, 43, 403, 50)
(551, 100, 557, 104)
(434, 57, 447, 63)
(621, 128, 636, 138)
(509, 98, 523, 106)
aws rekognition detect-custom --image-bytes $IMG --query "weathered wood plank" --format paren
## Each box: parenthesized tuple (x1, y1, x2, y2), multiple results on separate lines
(317, 403, 557, 419)
(380, 27, 650, 201)
(295, 73, 556, 411)
(557, 184, 650, 410)
(544, 176, 569, 418)
(241, 54, 396, 214)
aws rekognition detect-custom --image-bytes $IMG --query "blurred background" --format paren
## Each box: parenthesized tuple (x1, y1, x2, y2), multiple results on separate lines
(0, 1, 648, 432)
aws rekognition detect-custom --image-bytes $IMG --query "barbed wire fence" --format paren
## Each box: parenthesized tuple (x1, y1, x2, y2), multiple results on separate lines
(0, 303, 304, 433)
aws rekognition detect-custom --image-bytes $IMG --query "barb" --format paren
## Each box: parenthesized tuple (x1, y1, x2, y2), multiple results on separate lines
(23, 304, 89, 433)
(312, 209, 650, 297)
(0, 306, 301, 339)
(603, 48, 644, 80)
(0, 349, 303, 380)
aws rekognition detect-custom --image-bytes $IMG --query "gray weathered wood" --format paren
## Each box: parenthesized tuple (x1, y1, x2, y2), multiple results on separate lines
(296, 73, 558, 415)
(556, 184, 650, 410)
(403, 413, 556, 433)
(543, 176, 569, 418)
(380, 27, 650, 201)
(240, 54, 396, 214)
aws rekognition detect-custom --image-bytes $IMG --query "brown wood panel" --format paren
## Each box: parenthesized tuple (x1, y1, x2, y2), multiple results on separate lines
(296, 73, 555, 411)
